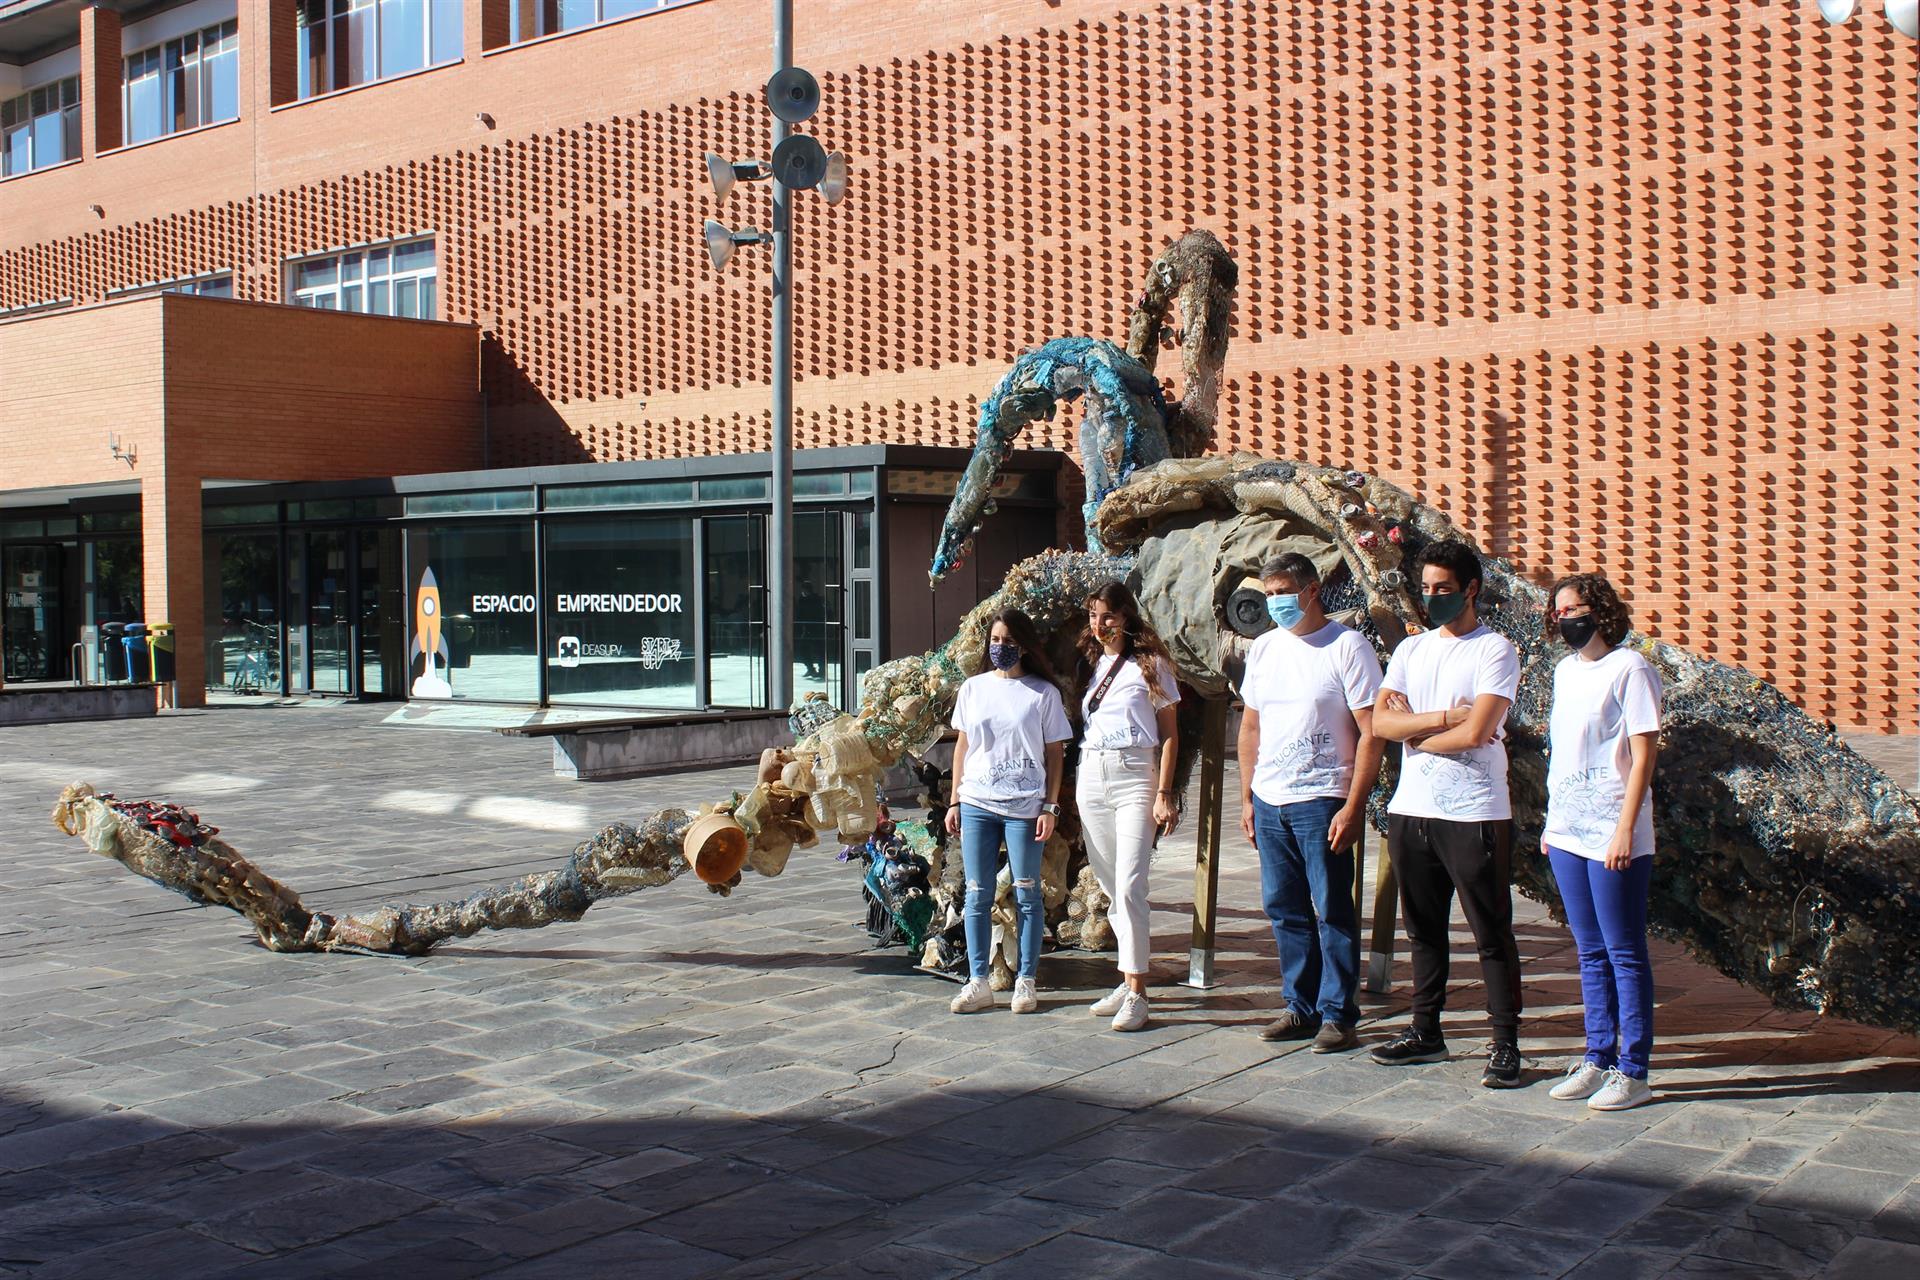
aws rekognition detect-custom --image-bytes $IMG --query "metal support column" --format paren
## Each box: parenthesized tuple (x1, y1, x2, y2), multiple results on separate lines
(767, 0, 795, 713)
(1182, 697, 1229, 989)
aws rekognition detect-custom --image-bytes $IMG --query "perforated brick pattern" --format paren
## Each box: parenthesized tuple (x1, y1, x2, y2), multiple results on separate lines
(0, 1, 1913, 729)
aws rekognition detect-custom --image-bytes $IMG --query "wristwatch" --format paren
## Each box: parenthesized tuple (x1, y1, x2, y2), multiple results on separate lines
(1040, 802, 1062, 817)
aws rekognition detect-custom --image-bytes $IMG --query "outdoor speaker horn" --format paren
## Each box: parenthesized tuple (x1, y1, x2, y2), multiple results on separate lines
(771, 134, 828, 190)
(765, 67, 821, 123)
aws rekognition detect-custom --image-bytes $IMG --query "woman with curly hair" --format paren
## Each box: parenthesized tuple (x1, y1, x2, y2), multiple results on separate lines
(944, 608, 1072, 1016)
(1541, 573, 1663, 1112)
(1072, 581, 1181, 1031)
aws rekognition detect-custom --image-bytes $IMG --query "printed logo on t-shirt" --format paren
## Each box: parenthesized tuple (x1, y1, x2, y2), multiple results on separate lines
(987, 754, 1040, 786)
(1088, 725, 1148, 749)
(1554, 766, 1625, 847)
(1419, 752, 1496, 816)
(1262, 732, 1340, 791)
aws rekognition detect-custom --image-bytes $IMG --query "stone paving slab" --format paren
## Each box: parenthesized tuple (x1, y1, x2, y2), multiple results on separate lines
(2, 704, 1918, 1278)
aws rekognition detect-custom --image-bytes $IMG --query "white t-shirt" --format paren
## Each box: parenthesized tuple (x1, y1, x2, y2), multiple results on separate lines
(1545, 647, 1662, 861)
(1238, 621, 1383, 806)
(1080, 653, 1181, 751)
(951, 672, 1073, 819)
(1382, 625, 1521, 822)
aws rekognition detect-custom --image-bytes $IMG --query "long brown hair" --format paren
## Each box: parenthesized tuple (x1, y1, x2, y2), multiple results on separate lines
(1075, 580, 1175, 703)
(978, 608, 1064, 689)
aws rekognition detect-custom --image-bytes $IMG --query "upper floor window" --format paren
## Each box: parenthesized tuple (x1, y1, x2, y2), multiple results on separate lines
(297, 0, 462, 99)
(290, 238, 436, 319)
(124, 22, 240, 146)
(1, 78, 79, 177)
(511, 0, 691, 43)
(109, 272, 235, 300)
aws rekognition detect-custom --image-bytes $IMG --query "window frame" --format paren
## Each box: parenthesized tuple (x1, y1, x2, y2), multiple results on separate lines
(0, 76, 81, 178)
(122, 22, 241, 146)
(287, 237, 438, 320)
(296, 0, 462, 100)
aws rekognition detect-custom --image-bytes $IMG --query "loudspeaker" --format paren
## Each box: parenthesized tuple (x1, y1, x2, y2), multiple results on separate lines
(771, 134, 828, 190)
(764, 67, 821, 123)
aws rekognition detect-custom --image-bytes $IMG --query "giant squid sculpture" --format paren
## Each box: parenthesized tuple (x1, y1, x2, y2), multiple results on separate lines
(51, 231, 1920, 1036)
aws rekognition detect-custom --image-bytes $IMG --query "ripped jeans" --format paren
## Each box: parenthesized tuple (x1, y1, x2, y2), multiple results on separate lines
(958, 802, 1045, 981)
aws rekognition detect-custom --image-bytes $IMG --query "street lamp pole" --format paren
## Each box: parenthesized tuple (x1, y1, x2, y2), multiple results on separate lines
(768, 0, 795, 713)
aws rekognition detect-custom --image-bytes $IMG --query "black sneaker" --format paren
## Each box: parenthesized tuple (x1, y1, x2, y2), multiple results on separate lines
(1481, 1042, 1523, 1089)
(1369, 1030, 1449, 1065)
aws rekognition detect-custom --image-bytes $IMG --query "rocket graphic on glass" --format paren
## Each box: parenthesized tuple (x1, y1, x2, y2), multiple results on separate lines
(410, 566, 454, 699)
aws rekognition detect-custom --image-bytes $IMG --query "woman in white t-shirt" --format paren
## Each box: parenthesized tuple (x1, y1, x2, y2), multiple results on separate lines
(1073, 581, 1181, 1032)
(1541, 573, 1663, 1114)
(944, 608, 1072, 1016)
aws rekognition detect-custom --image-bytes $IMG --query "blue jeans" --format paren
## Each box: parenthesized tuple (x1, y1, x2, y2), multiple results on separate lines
(959, 802, 1045, 980)
(1253, 795, 1360, 1026)
(1549, 847, 1654, 1079)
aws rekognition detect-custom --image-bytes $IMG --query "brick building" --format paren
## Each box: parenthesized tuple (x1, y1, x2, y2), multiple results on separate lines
(0, 0, 1914, 728)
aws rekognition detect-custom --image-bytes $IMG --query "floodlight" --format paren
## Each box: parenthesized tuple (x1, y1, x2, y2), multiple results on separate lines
(820, 152, 848, 205)
(704, 219, 771, 270)
(705, 153, 771, 199)
(1887, 0, 1917, 37)
(1816, 0, 1858, 21)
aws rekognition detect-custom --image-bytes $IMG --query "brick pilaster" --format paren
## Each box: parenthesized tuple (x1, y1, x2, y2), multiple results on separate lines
(79, 6, 123, 158)
(470, 0, 512, 56)
(265, 0, 300, 106)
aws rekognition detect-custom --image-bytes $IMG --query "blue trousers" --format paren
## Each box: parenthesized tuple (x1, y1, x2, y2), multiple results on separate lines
(958, 802, 1045, 980)
(1253, 795, 1360, 1026)
(1549, 847, 1655, 1079)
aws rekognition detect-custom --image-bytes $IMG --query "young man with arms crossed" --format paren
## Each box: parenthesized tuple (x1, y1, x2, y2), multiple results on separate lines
(1238, 553, 1385, 1054)
(1370, 540, 1527, 1088)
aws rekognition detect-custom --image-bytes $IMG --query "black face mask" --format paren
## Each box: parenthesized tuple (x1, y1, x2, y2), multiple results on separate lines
(1559, 615, 1599, 650)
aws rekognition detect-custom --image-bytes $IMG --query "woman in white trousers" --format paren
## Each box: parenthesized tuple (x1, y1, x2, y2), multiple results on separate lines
(1074, 581, 1181, 1031)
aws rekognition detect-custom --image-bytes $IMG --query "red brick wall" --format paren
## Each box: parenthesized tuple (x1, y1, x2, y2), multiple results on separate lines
(0, 1, 1914, 730)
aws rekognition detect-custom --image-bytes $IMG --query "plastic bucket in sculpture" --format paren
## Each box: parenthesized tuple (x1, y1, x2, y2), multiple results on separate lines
(685, 813, 750, 885)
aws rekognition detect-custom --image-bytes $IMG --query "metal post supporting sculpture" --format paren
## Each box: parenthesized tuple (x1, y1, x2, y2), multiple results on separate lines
(48, 229, 1920, 1036)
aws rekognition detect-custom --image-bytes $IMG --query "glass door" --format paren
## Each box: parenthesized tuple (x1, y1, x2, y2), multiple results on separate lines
(307, 530, 352, 694)
(704, 514, 766, 707)
(2, 544, 60, 681)
(794, 511, 845, 708)
(358, 528, 401, 697)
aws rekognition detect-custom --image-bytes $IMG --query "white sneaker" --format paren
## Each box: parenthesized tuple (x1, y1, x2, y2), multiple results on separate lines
(1011, 977, 1039, 1014)
(949, 979, 994, 1014)
(1549, 1061, 1609, 1101)
(1110, 991, 1150, 1032)
(1089, 983, 1130, 1017)
(1587, 1068, 1653, 1112)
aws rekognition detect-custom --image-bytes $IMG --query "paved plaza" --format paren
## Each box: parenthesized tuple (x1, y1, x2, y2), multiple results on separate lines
(3, 704, 1919, 1279)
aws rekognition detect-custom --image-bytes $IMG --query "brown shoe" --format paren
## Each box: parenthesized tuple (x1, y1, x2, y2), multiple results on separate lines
(1258, 1010, 1319, 1042)
(1312, 1022, 1358, 1054)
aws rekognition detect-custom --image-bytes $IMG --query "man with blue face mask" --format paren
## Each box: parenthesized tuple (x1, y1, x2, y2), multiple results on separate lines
(1236, 553, 1384, 1053)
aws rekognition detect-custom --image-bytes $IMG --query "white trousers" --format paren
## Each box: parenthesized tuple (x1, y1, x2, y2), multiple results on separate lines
(1076, 746, 1157, 975)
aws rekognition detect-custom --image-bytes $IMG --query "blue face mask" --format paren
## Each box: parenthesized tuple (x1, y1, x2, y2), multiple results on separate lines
(1266, 594, 1304, 630)
(988, 642, 1021, 671)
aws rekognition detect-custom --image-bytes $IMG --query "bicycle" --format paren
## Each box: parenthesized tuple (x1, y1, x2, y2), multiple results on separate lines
(228, 619, 281, 694)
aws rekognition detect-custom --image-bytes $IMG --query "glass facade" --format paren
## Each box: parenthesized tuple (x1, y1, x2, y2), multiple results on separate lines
(704, 514, 765, 707)
(545, 518, 697, 707)
(403, 521, 539, 702)
(206, 530, 283, 693)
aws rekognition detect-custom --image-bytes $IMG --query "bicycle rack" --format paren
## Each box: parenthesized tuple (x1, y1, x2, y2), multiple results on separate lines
(70, 642, 87, 686)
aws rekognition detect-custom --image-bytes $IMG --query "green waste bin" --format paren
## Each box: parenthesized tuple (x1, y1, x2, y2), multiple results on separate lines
(147, 624, 176, 682)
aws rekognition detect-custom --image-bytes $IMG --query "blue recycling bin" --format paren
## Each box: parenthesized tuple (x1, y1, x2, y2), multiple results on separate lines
(121, 622, 150, 682)
(100, 623, 129, 682)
